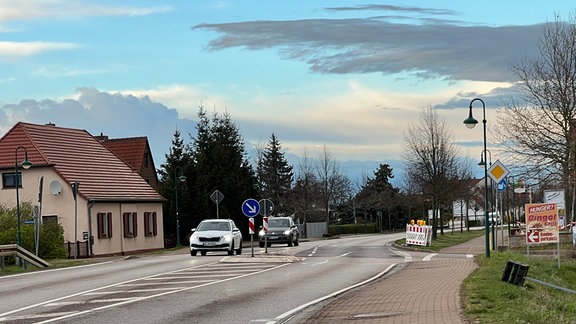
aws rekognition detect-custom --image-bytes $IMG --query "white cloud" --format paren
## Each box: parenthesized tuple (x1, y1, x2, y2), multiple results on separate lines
(0, 41, 77, 57)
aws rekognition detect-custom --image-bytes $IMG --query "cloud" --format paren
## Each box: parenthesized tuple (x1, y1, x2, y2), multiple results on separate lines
(0, 41, 77, 57)
(0, 1, 171, 21)
(0, 87, 196, 166)
(193, 15, 542, 83)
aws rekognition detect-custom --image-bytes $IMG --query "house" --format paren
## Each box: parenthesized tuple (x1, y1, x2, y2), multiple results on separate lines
(96, 134, 159, 190)
(0, 122, 166, 257)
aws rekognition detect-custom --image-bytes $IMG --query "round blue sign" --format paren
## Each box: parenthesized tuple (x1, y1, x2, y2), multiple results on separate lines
(497, 179, 507, 192)
(242, 198, 260, 217)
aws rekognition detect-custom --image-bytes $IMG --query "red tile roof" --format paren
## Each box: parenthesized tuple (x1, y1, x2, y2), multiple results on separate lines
(0, 122, 165, 202)
(100, 137, 148, 173)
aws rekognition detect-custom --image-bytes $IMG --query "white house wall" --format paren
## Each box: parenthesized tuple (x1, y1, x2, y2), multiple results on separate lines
(0, 167, 164, 257)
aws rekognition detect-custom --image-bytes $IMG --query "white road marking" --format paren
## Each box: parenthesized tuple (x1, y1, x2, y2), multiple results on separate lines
(0, 262, 288, 323)
(423, 253, 437, 261)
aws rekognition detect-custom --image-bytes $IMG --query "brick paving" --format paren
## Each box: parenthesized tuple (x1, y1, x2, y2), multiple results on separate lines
(292, 236, 486, 324)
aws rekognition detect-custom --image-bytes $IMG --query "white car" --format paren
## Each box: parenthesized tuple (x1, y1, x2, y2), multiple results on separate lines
(189, 219, 243, 256)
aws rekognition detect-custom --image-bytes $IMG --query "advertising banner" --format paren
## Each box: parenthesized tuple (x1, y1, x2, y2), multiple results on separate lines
(525, 203, 559, 245)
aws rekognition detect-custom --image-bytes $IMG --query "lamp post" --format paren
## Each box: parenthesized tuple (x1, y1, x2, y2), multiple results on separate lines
(174, 166, 186, 248)
(15, 146, 32, 253)
(464, 98, 490, 257)
(478, 149, 496, 250)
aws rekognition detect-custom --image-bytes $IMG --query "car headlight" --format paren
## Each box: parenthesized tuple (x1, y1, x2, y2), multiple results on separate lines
(222, 235, 232, 243)
(258, 230, 265, 237)
(283, 229, 291, 235)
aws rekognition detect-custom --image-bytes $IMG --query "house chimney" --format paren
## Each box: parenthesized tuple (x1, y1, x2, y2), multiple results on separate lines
(45, 122, 56, 126)
(95, 132, 109, 143)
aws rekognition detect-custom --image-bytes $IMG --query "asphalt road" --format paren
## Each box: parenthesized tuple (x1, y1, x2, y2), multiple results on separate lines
(0, 233, 406, 323)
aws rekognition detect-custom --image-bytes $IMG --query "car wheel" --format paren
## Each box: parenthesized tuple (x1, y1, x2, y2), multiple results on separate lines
(288, 237, 293, 247)
(228, 242, 234, 255)
(294, 238, 299, 246)
(200, 250, 207, 256)
(267, 242, 271, 247)
(236, 242, 242, 255)
(259, 242, 265, 248)
(191, 250, 197, 256)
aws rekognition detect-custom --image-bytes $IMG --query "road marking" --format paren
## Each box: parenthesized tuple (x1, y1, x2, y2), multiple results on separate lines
(0, 262, 289, 323)
(268, 263, 399, 324)
(423, 253, 437, 261)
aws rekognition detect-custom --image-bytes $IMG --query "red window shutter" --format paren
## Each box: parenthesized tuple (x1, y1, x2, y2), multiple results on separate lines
(144, 212, 150, 237)
(97, 213, 104, 239)
(107, 212, 113, 239)
(123, 213, 129, 237)
(152, 212, 157, 236)
(132, 212, 138, 238)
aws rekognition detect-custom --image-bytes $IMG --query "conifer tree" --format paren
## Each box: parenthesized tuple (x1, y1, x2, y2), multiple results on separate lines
(257, 133, 294, 216)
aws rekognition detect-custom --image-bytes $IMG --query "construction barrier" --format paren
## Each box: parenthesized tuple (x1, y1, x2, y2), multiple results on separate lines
(406, 224, 433, 246)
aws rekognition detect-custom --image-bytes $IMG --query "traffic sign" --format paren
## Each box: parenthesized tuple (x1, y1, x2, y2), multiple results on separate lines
(248, 218, 255, 234)
(497, 179, 507, 192)
(487, 160, 509, 183)
(210, 190, 224, 204)
(259, 199, 274, 216)
(242, 198, 260, 217)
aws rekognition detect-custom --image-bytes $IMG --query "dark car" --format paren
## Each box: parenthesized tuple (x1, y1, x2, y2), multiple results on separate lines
(258, 216, 299, 247)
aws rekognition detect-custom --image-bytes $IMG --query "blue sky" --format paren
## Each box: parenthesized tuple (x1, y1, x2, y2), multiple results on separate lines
(1, 1, 575, 186)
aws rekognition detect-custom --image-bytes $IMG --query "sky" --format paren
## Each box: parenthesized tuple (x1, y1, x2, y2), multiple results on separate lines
(1, 1, 575, 187)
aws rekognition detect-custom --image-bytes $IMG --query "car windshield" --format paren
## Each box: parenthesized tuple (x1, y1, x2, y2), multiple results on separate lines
(269, 219, 290, 227)
(197, 221, 230, 231)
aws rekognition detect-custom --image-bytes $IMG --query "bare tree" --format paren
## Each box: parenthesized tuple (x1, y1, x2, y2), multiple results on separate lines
(495, 14, 576, 224)
(403, 106, 471, 238)
(291, 148, 321, 236)
(316, 145, 351, 233)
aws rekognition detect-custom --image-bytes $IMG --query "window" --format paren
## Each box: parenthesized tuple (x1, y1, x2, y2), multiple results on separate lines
(97, 212, 113, 239)
(144, 212, 158, 237)
(123, 212, 138, 238)
(42, 215, 58, 224)
(2, 172, 22, 188)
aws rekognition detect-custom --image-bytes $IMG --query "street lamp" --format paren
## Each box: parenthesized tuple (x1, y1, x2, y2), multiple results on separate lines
(478, 149, 491, 167)
(15, 146, 32, 252)
(174, 166, 186, 248)
(464, 98, 490, 257)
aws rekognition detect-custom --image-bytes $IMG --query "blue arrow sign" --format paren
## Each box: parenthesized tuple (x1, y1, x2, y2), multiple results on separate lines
(242, 198, 260, 217)
(497, 178, 507, 192)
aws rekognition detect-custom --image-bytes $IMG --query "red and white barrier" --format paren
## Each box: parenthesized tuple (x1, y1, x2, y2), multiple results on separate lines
(406, 224, 433, 246)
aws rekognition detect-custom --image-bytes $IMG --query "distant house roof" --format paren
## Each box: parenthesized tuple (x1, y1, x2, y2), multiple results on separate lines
(99, 136, 149, 174)
(0, 122, 165, 202)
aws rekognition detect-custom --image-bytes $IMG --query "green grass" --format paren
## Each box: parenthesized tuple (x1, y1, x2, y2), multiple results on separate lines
(462, 252, 576, 323)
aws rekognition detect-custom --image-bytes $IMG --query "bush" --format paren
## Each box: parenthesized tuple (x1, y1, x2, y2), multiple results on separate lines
(0, 203, 67, 263)
(329, 223, 377, 235)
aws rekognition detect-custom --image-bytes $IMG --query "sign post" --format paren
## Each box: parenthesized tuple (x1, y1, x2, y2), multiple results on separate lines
(242, 198, 260, 257)
(210, 190, 224, 219)
(259, 199, 274, 253)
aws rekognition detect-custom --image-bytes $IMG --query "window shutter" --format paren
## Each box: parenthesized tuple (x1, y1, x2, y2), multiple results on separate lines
(107, 212, 113, 238)
(97, 213, 104, 239)
(144, 212, 150, 237)
(132, 212, 138, 237)
(123, 213, 129, 237)
(152, 212, 157, 236)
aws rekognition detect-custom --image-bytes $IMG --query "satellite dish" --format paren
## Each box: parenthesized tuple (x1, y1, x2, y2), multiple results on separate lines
(49, 180, 62, 196)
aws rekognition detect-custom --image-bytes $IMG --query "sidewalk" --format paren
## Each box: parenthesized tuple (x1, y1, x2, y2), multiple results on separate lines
(290, 235, 487, 324)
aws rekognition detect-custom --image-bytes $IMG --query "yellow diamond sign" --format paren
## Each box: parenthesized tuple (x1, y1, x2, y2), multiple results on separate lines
(487, 159, 509, 183)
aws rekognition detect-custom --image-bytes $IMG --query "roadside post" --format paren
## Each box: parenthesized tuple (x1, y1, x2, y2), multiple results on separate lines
(242, 198, 260, 257)
(259, 199, 274, 253)
(263, 216, 269, 253)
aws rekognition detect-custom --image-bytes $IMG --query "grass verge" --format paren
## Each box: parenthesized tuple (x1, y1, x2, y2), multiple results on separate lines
(462, 251, 576, 323)
(396, 228, 485, 252)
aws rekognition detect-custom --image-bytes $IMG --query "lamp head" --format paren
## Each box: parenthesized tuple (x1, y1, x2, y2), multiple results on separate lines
(463, 106, 478, 129)
(21, 152, 32, 170)
(178, 175, 186, 183)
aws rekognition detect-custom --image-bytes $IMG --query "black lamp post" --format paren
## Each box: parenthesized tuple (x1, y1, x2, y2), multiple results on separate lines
(174, 166, 186, 248)
(464, 98, 490, 258)
(15, 146, 32, 252)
